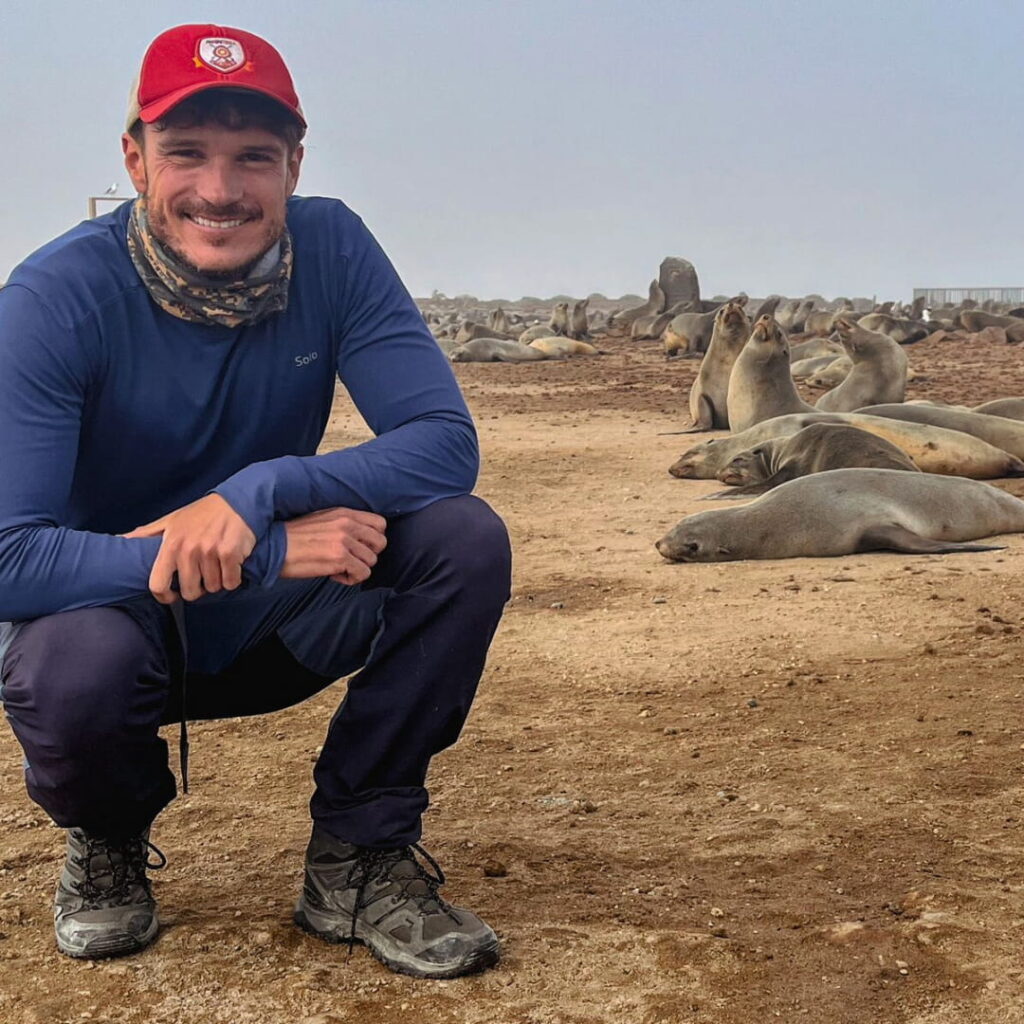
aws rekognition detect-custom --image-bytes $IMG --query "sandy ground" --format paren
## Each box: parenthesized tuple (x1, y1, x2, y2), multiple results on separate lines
(3, 331, 1024, 1023)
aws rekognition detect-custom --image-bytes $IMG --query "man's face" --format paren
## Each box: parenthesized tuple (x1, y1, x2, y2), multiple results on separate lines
(122, 117, 303, 277)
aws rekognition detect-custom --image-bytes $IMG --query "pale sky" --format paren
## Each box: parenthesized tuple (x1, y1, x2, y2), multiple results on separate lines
(3, 0, 1022, 301)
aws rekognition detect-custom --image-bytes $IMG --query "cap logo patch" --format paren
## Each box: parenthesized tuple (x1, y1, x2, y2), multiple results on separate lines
(197, 37, 246, 73)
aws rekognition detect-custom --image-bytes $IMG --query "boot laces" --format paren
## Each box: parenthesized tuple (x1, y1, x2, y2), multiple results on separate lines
(74, 834, 167, 909)
(345, 843, 458, 949)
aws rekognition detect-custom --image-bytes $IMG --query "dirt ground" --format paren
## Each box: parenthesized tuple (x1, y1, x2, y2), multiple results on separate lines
(4, 331, 1024, 1024)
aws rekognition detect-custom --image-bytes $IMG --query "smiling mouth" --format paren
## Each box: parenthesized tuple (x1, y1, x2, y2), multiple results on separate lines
(185, 214, 251, 230)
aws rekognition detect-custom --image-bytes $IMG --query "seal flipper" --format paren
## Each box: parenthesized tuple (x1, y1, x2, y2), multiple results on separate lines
(673, 394, 716, 435)
(857, 523, 1006, 554)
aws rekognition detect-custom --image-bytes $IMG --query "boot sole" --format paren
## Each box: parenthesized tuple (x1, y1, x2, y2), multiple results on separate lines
(56, 917, 159, 960)
(294, 902, 500, 980)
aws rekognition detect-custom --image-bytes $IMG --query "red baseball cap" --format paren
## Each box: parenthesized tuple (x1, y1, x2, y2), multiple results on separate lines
(126, 24, 306, 132)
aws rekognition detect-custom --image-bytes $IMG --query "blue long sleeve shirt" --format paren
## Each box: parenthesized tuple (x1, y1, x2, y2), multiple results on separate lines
(0, 196, 478, 624)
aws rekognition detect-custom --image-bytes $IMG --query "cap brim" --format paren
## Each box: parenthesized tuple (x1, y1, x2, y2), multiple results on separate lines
(138, 80, 306, 130)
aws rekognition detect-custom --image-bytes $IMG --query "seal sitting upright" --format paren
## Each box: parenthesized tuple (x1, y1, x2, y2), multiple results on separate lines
(684, 299, 751, 431)
(726, 315, 815, 433)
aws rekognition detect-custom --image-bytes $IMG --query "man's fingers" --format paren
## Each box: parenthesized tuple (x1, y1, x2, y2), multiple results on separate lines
(345, 509, 387, 533)
(176, 552, 206, 603)
(148, 544, 179, 604)
(200, 550, 223, 596)
(343, 539, 380, 574)
(348, 522, 388, 555)
(121, 520, 166, 539)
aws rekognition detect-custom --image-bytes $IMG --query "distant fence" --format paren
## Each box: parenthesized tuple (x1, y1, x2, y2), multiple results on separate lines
(914, 287, 1024, 306)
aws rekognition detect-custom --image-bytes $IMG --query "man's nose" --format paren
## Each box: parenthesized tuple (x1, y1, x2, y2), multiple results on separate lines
(195, 157, 245, 208)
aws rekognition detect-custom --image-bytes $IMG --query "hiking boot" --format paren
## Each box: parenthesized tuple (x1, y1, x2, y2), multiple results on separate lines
(54, 828, 166, 959)
(294, 825, 500, 978)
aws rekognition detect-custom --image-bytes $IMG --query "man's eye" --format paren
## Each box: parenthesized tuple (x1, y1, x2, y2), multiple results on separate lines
(242, 153, 274, 162)
(169, 150, 202, 159)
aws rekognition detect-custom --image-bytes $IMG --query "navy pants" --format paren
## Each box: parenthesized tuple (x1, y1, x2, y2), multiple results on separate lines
(1, 496, 511, 848)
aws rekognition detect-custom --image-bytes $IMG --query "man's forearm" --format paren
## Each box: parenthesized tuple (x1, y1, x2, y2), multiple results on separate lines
(213, 413, 479, 540)
(0, 521, 287, 622)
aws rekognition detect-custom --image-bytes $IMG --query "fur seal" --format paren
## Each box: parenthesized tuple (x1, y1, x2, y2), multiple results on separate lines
(684, 300, 751, 431)
(519, 323, 559, 345)
(791, 355, 843, 380)
(569, 299, 590, 339)
(705, 423, 920, 499)
(807, 355, 853, 388)
(667, 412, 1024, 481)
(854, 404, 1024, 461)
(528, 337, 601, 358)
(973, 398, 1024, 421)
(815, 318, 908, 412)
(548, 303, 570, 337)
(726, 315, 816, 433)
(615, 279, 667, 330)
(656, 469, 1024, 562)
(456, 321, 516, 344)
(449, 338, 548, 363)
(790, 337, 842, 361)
(960, 310, 1024, 342)
(662, 308, 718, 358)
(488, 307, 510, 335)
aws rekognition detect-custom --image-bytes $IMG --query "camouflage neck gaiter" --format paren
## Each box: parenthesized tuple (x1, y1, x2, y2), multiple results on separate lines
(126, 198, 293, 328)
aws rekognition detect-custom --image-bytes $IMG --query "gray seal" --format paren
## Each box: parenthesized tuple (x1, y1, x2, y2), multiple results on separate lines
(726, 315, 815, 433)
(667, 411, 1024, 481)
(704, 422, 920, 499)
(815, 318, 908, 412)
(684, 299, 751, 431)
(656, 468, 1024, 562)
(449, 338, 548, 363)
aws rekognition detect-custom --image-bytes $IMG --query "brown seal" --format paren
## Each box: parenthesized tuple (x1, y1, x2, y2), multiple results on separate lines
(815, 318, 908, 412)
(656, 468, 1024, 562)
(548, 302, 570, 337)
(725, 315, 815, 432)
(683, 299, 751, 430)
(704, 422, 919, 499)
(667, 411, 1024, 481)
(449, 338, 548, 363)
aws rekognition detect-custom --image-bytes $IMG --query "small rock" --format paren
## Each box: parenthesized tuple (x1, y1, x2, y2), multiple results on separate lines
(975, 623, 995, 636)
(252, 930, 272, 946)
(550, 601, 564, 610)
(710, 907, 725, 917)
(652, 596, 667, 604)
(482, 859, 508, 878)
(710, 926, 728, 939)
(747, 699, 759, 708)
(663, 727, 679, 736)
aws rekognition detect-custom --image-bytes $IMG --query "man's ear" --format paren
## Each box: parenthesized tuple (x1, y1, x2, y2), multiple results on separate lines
(286, 143, 304, 197)
(122, 131, 148, 194)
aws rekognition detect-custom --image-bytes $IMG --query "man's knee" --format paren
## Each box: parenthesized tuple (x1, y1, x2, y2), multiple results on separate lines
(402, 495, 511, 598)
(2, 607, 169, 748)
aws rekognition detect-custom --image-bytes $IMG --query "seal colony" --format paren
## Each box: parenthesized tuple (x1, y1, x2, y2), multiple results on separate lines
(416, 259, 1024, 564)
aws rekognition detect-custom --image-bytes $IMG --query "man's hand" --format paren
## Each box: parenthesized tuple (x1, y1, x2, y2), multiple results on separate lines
(280, 507, 388, 585)
(121, 493, 257, 603)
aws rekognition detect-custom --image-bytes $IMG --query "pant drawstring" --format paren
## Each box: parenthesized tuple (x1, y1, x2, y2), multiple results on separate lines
(168, 601, 189, 794)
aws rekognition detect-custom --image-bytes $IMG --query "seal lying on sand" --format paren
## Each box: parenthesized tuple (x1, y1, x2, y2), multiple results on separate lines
(528, 337, 602, 358)
(790, 337, 843, 362)
(667, 411, 1024, 481)
(449, 338, 548, 363)
(960, 310, 1024, 342)
(656, 469, 1024, 562)
(684, 299, 751, 431)
(974, 397, 1024, 421)
(703, 423, 919, 499)
(855, 404, 1024, 460)
(726, 315, 816, 432)
(815, 318, 907, 412)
